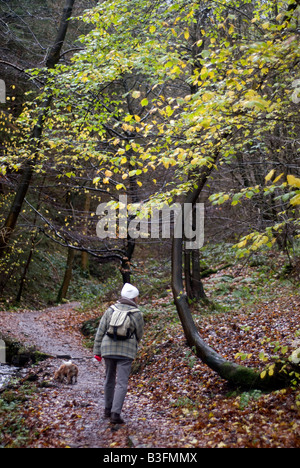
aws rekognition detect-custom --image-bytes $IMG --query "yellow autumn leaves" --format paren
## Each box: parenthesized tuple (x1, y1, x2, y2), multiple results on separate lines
(265, 170, 300, 206)
(287, 175, 300, 206)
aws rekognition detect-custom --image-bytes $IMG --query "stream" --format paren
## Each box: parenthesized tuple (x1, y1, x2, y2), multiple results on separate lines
(0, 364, 20, 389)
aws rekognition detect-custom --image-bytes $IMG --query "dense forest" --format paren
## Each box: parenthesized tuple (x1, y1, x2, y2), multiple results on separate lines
(0, 0, 299, 449)
(0, 0, 299, 305)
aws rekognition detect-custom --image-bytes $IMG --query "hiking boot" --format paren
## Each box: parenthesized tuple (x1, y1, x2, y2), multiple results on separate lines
(110, 412, 125, 424)
(104, 408, 111, 418)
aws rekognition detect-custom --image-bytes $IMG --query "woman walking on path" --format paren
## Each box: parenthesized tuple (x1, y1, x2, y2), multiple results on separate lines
(93, 283, 144, 424)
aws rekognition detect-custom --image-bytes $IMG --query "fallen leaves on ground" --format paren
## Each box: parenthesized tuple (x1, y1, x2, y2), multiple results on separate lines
(124, 292, 300, 448)
(0, 283, 299, 448)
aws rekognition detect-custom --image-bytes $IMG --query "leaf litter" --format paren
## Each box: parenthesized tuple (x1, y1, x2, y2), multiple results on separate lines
(0, 283, 299, 448)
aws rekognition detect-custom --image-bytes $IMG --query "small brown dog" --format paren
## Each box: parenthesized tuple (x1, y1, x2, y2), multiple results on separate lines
(54, 361, 78, 384)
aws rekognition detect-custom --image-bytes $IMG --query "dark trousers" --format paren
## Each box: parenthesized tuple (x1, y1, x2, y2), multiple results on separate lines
(104, 357, 132, 415)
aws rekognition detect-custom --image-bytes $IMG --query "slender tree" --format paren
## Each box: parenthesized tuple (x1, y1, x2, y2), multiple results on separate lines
(0, 0, 76, 259)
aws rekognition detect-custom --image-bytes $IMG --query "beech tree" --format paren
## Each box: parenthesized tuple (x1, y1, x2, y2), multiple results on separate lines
(168, 0, 300, 388)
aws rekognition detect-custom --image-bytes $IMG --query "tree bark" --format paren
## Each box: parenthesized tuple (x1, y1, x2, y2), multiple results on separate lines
(282, 0, 300, 23)
(81, 190, 91, 274)
(46, 0, 77, 69)
(184, 205, 208, 302)
(57, 247, 75, 303)
(0, 0, 76, 260)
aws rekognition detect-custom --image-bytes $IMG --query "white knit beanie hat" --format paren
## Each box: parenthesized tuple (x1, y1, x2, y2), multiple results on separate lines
(121, 283, 139, 299)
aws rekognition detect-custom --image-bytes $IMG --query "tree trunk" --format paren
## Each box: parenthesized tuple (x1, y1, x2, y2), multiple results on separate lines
(0, 0, 76, 260)
(0, 94, 52, 258)
(120, 165, 140, 284)
(15, 232, 38, 303)
(171, 167, 292, 390)
(57, 247, 75, 303)
(120, 237, 135, 284)
(81, 190, 91, 274)
(184, 204, 208, 302)
(45, 0, 77, 70)
(81, 249, 89, 274)
(15, 175, 46, 303)
(185, 250, 208, 302)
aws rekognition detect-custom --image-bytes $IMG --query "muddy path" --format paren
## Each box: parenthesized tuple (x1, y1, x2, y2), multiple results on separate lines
(0, 303, 182, 448)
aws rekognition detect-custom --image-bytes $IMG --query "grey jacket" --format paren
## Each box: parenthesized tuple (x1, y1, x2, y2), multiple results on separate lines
(93, 301, 144, 360)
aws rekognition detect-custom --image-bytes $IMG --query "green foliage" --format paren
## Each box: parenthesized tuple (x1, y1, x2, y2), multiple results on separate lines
(239, 389, 263, 410)
(184, 346, 197, 369)
(0, 383, 37, 448)
(42, 1, 299, 237)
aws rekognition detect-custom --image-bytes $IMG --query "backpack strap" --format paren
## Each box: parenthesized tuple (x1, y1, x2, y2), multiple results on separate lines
(110, 304, 140, 314)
